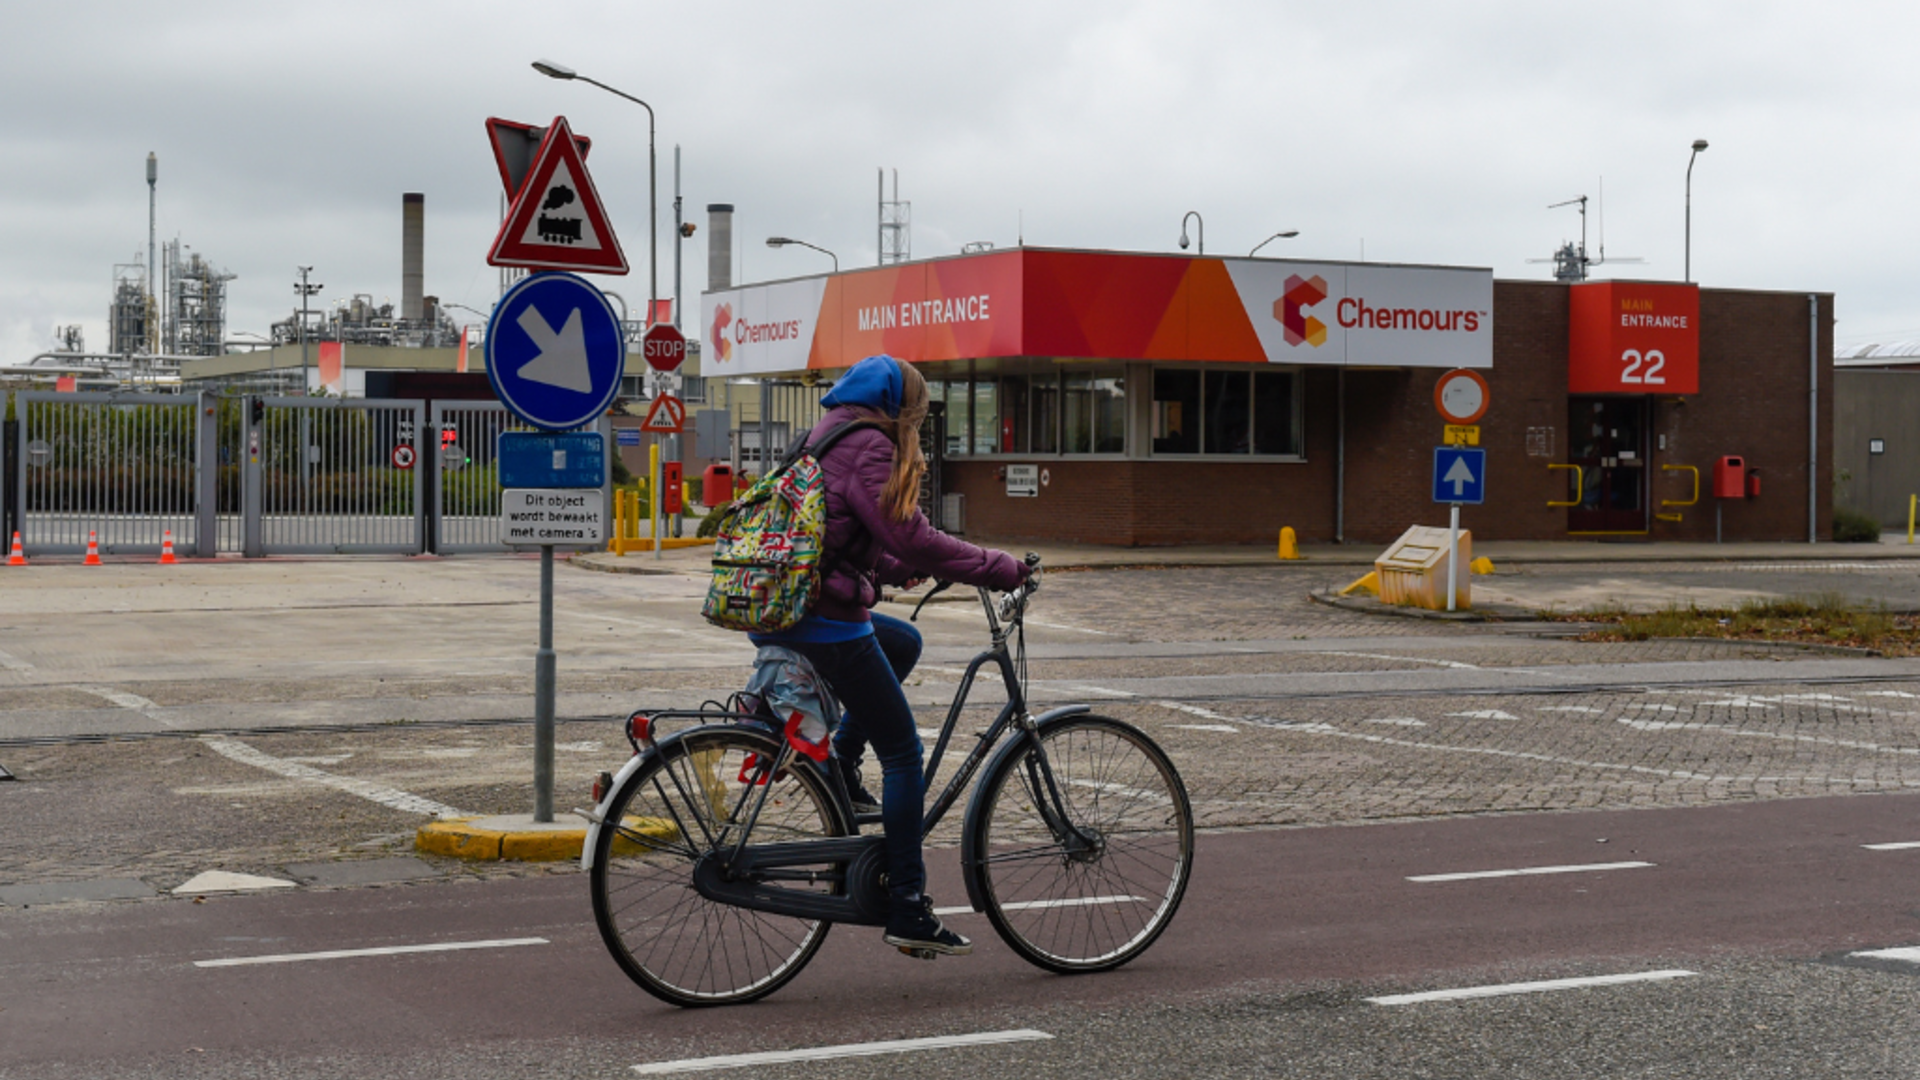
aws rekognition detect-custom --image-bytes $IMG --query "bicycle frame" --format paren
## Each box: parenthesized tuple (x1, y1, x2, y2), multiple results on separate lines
(581, 579, 1095, 926)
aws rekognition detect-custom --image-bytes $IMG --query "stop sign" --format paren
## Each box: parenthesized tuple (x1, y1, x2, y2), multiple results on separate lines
(642, 323, 688, 372)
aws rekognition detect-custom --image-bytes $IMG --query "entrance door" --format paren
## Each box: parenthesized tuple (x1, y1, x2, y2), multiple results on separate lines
(1567, 397, 1649, 533)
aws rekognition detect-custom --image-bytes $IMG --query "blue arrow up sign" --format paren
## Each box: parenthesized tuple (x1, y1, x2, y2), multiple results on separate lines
(1432, 447, 1486, 505)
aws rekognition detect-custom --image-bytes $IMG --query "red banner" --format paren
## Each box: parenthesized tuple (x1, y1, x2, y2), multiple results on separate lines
(1568, 282, 1700, 394)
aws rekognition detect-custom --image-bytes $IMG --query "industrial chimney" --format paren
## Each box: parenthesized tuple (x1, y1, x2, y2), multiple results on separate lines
(402, 193, 424, 321)
(707, 203, 733, 291)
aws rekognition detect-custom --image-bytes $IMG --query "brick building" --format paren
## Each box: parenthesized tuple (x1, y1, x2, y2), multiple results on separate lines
(702, 247, 1832, 546)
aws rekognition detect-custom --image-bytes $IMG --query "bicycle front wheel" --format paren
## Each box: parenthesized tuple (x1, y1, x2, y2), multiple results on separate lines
(969, 715, 1193, 973)
(590, 726, 846, 1007)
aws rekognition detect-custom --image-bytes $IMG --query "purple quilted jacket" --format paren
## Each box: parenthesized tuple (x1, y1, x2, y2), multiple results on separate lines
(805, 405, 1026, 622)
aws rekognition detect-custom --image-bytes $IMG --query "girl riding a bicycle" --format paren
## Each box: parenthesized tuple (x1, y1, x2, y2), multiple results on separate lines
(749, 353, 1029, 957)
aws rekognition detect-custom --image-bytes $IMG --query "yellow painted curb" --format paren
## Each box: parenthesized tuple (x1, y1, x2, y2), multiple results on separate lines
(415, 816, 584, 863)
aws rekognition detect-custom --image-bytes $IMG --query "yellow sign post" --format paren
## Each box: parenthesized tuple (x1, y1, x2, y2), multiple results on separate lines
(1443, 425, 1480, 446)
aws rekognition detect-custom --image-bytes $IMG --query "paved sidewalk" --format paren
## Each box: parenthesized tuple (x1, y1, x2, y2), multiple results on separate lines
(572, 535, 1920, 576)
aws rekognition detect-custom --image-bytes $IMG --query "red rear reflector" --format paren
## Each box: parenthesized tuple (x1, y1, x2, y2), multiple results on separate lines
(627, 712, 655, 745)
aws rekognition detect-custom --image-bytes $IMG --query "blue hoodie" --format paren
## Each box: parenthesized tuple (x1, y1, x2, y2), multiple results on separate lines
(820, 354, 903, 417)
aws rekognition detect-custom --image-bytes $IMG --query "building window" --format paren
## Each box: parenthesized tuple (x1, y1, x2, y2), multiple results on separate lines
(1153, 366, 1301, 458)
(1064, 373, 1126, 453)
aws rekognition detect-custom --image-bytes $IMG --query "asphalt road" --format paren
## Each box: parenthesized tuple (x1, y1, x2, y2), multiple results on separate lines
(7, 556, 1920, 1077)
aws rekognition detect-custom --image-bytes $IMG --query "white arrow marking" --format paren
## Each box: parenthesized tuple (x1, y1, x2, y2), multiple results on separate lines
(516, 304, 593, 394)
(1443, 456, 1476, 496)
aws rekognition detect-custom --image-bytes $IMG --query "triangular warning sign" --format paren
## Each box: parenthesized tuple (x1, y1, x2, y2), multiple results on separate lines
(487, 115, 629, 274)
(641, 394, 685, 434)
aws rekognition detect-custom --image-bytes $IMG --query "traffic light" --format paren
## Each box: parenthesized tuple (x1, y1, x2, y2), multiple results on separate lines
(249, 398, 264, 426)
(679, 222, 697, 238)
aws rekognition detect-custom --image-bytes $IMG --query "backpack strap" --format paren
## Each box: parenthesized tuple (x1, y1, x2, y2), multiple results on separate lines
(774, 419, 882, 476)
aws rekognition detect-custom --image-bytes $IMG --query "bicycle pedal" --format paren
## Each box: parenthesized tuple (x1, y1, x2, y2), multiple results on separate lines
(897, 946, 940, 961)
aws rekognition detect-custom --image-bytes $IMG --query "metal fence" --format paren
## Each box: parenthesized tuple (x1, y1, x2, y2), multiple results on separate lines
(433, 401, 515, 554)
(245, 397, 424, 555)
(12, 390, 212, 555)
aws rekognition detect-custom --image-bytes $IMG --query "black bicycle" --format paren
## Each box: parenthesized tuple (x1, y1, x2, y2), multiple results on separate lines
(582, 556, 1194, 1007)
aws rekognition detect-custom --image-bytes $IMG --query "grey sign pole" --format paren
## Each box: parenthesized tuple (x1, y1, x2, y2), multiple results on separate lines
(534, 543, 556, 822)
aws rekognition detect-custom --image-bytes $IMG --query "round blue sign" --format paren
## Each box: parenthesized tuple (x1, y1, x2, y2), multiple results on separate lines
(484, 272, 624, 431)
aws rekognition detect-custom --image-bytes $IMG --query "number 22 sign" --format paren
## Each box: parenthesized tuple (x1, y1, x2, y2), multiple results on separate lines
(1568, 282, 1700, 395)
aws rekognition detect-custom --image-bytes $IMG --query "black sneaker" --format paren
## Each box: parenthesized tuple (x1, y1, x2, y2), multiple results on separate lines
(883, 895, 972, 956)
(835, 757, 881, 815)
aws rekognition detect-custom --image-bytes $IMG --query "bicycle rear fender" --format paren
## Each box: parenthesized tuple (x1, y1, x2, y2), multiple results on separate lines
(956, 704, 1092, 914)
(578, 723, 776, 871)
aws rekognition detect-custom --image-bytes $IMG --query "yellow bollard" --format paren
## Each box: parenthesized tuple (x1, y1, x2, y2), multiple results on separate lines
(1469, 556, 1494, 575)
(1909, 494, 1915, 545)
(611, 490, 625, 555)
(1277, 526, 1302, 560)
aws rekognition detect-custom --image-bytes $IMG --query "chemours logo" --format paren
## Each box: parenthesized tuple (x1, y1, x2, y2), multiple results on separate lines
(709, 303, 733, 362)
(1275, 274, 1328, 347)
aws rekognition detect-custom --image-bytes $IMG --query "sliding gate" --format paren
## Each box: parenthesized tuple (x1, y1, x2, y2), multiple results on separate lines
(12, 390, 214, 556)
(243, 396, 425, 555)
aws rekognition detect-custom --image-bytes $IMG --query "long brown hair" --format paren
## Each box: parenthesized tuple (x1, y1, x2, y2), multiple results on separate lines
(854, 358, 928, 522)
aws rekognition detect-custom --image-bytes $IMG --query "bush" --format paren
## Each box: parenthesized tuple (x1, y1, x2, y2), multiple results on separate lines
(1833, 506, 1882, 543)
(696, 500, 730, 538)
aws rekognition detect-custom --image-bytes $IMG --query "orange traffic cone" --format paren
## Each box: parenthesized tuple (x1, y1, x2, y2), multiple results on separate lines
(158, 530, 177, 565)
(6, 531, 24, 567)
(84, 531, 101, 566)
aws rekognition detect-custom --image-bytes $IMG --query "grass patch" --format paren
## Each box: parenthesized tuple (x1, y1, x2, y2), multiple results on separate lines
(1567, 590, 1913, 653)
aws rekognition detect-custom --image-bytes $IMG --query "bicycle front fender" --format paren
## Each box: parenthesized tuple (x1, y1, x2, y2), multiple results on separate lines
(956, 704, 1092, 914)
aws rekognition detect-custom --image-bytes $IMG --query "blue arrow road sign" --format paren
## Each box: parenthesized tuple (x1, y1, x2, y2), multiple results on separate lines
(1433, 446, 1486, 505)
(484, 272, 624, 431)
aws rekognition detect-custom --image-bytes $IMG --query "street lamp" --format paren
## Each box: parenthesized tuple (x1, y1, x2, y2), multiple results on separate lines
(1686, 138, 1708, 284)
(1178, 211, 1204, 255)
(1249, 230, 1300, 257)
(533, 59, 657, 320)
(765, 236, 839, 273)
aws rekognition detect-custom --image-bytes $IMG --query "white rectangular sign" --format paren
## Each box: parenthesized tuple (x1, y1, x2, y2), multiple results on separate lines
(501, 488, 605, 545)
(1005, 464, 1038, 497)
(1224, 260, 1493, 369)
(700, 276, 828, 377)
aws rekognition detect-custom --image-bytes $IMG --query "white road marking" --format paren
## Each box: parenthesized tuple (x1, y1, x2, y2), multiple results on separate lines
(196, 937, 547, 968)
(1446, 709, 1519, 720)
(1616, 717, 1920, 757)
(173, 871, 296, 894)
(1537, 706, 1607, 714)
(1319, 651, 1479, 670)
(76, 685, 161, 710)
(1366, 969, 1696, 1006)
(1862, 841, 1920, 851)
(1155, 700, 1239, 722)
(203, 738, 465, 818)
(0, 648, 33, 671)
(1851, 946, 1920, 963)
(1862, 691, 1920, 699)
(631, 1029, 1054, 1075)
(1172, 723, 1241, 732)
(1407, 860, 1656, 883)
(933, 895, 1144, 917)
(1025, 619, 1112, 636)
(1066, 684, 1137, 698)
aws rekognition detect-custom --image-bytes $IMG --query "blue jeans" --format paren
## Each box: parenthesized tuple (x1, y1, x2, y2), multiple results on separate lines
(780, 612, 926, 901)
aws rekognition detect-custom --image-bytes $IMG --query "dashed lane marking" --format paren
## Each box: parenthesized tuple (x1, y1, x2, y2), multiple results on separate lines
(1851, 946, 1920, 963)
(1407, 860, 1656, 883)
(1862, 841, 1920, 851)
(77, 686, 161, 711)
(196, 937, 547, 968)
(1366, 969, 1696, 1006)
(631, 1030, 1054, 1075)
(933, 895, 1143, 917)
(1318, 651, 1480, 670)
(1065, 684, 1137, 698)
(0, 648, 33, 671)
(203, 738, 465, 818)
(1172, 723, 1241, 732)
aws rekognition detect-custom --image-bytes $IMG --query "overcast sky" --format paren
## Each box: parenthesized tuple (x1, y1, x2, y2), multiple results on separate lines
(4, 0, 1915, 363)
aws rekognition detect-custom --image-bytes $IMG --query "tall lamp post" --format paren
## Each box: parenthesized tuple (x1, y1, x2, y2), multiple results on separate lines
(1686, 138, 1709, 284)
(1249, 230, 1300, 256)
(533, 59, 657, 320)
(1178, 211, 1204, 255)
(766, 236, 838, 273)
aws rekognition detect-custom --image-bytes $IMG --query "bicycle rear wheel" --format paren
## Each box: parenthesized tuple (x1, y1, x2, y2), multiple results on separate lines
(969, 715, 1193, 973)
(590, 726, 846, 1006)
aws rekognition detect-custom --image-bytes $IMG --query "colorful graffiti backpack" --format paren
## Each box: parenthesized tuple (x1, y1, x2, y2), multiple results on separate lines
(701, 421, 878, 633)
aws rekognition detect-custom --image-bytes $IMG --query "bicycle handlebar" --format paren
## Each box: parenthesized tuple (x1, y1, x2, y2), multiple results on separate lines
(907, 552, 1041, 625)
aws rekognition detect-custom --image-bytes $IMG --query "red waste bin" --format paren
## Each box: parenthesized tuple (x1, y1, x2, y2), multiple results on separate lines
(1713, 455, 1746, 499)
(1745, 470, 1761, 498)
(701, 464, 734, 508)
